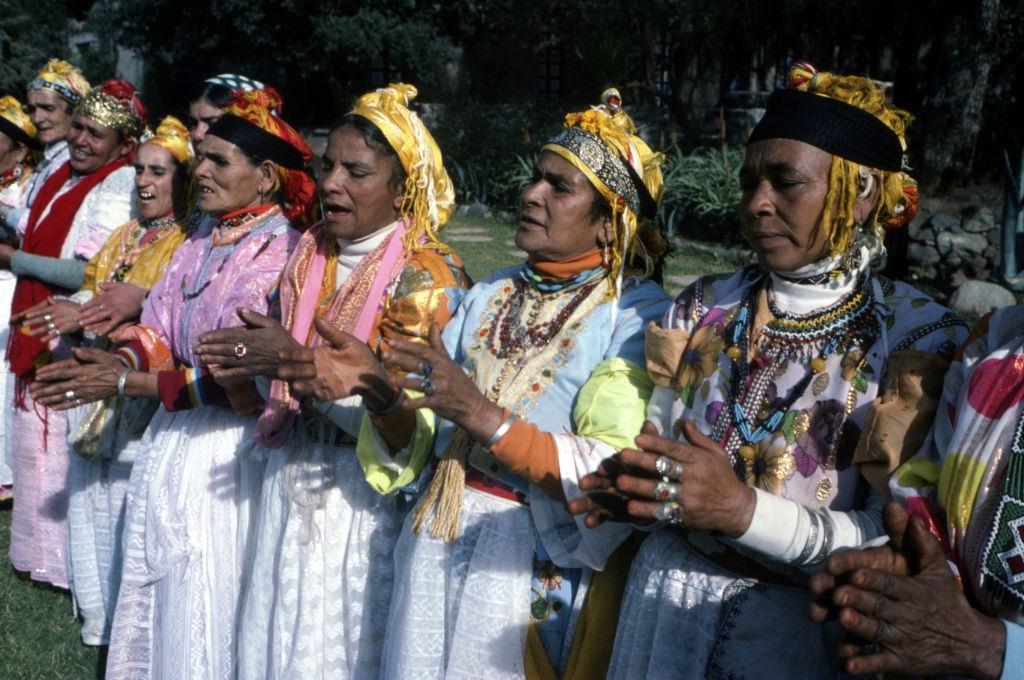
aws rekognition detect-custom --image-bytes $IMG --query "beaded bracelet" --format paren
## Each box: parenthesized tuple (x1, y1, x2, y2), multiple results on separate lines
(116, 367, 132, 398)
(485, 412, 518, 449)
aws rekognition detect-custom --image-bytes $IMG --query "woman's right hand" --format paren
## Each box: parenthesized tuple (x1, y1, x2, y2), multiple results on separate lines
(277, 317, 396, 409)
(29, 347, 125, 409)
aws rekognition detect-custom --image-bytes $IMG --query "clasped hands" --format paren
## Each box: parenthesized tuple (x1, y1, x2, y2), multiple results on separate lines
(568, 420, 756, 538)
(194, 309, 500, 437)
(12, 282, 148, 340)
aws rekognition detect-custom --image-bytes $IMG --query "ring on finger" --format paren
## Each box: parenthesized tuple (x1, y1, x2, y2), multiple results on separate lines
(419, 376, 436, 396)
(65, 390, 75, 402)
(47, 320, 57, 331)
(653, 500, 682, 525)
(655, 455, 684, 481)
(654, 480, 679, 502)
(234, 342, 247, 358)
(418, 360, 434, 377)
(43, 312, 53, 322)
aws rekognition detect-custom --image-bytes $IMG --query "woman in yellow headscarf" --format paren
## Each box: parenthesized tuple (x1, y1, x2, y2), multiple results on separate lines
(193, 83, 469, 679)
(0, 94, 39, 501)
(302, 89, 670, 680)
(19, 116, 193, 646)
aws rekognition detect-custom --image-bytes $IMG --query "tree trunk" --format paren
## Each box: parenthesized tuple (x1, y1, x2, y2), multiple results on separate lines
(917, 0, 1000, 191)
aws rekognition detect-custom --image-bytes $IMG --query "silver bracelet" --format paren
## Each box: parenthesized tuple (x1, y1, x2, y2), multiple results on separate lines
(116, 367, 131, 399)
(366, 389, 405, 417)
(485, 413, 518, 449)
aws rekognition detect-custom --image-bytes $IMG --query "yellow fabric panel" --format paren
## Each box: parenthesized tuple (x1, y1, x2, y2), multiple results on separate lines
(573, 357, 653, 451)
(82, 219, 188, 293)
(938, 451, 988, 535)
(356, 393, 436, 495)
(525, 534, 642, 680)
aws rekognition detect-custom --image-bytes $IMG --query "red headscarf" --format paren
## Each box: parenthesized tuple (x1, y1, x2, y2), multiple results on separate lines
(220, 90, 316, 227)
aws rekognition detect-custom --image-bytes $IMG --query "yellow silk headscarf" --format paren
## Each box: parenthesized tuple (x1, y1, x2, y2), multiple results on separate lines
(0, 95, 37, 144)
(145, 115, 193, 165)
(349, 83, 454, 251)
(29, 58, 91, 104)
(542, 89, 666, 297)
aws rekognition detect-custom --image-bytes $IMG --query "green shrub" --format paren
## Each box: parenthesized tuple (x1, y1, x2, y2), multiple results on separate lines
(660, 145, 744, 244)
(432, 100, 561, 209)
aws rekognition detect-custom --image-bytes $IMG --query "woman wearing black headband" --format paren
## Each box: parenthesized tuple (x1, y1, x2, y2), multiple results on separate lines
(30, 89, 313, 680)
(571, 63, 968, 677)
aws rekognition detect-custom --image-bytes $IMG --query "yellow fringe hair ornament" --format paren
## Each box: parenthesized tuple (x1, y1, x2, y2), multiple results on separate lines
(542, 88, 667, 300)
(349, 83, 454, 253)
(787, 62, 920, 261)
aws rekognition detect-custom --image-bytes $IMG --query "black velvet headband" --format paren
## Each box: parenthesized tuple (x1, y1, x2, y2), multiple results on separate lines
(748, 89, 904, 172)
(208, 114, 303, 170)
(0, 116, 40, 151)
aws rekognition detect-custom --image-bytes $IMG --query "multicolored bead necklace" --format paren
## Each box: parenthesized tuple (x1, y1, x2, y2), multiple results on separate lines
(719, 273, 879, 462)
(520, 261, 606, 293)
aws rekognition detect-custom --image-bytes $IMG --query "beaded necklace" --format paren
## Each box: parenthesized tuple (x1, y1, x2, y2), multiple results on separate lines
(520, 262, 606, 293)
(111, 214, 178, 282)
(487, 275, 602, 360)
(717, 273, 878, 463)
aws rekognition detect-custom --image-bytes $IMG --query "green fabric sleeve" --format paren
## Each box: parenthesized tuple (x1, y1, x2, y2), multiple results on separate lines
(11, 250, 86, 290)
(356, 389, 438, 495)
(573, 357, 654, 450)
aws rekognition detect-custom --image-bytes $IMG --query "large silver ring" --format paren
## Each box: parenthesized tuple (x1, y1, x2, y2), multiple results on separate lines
(419, 376, 436, 396)
(654, 480, 679, 502)
(875, 620, 892, 644)
(418, 360, 434, 377)
(43, 312, 53, 323)
(234, 342, 247, 358)
(653, 500, 681, 525)
(655, 455, 684, 480)
(65, 390, 75, 401)
(47, 320, 57, 331)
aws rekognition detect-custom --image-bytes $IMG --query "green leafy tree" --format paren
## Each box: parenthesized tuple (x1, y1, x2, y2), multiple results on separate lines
(0, 0, 70, 97)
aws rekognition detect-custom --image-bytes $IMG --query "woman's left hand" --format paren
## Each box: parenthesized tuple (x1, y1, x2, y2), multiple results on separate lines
(78, 281, 148, 336)
(29, 347, 125, 410)
(381, 325, 503, 442)
(194, 308, 301, 378)
(15, 298, 82, 338)
(569, 420, 756, 536)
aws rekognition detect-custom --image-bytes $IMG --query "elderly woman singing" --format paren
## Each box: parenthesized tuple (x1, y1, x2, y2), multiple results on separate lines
(194, 83, 469, 679)
(285, 91, 670, 678)
(31, 89, 314, 679)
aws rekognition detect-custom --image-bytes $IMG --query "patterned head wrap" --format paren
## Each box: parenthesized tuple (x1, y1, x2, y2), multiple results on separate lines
(144, 115, 193, 166)
(204, 73, 266, 93)
(76, 79, 147, 142)
(210, 89, 315, 225)
(542, 88, 667, 297)
(348, 83, 454, 250)
(28, 58, 91, 105)
(749, 63, 919, 259)
(0, 96, 39, 150)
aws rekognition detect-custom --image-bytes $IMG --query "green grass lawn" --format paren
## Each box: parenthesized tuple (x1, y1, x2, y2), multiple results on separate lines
(442, 213, 739, 287)
(0, 218, 732, 679)
(0, 506, 101, 679)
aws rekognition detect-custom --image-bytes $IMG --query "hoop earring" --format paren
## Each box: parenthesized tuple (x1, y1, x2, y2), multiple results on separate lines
(857, 169, 874, 199)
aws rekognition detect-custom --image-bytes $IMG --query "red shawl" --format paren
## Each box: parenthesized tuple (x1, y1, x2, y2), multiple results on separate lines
(7, 157, 131, 386)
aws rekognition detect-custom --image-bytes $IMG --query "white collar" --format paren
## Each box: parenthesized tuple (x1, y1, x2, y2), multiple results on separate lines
(767, 246, 869, 315)
(43, 140, 67, 162)
(335, 220, 400, 287)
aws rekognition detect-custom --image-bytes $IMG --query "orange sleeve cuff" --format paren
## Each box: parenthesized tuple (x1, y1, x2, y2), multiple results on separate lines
(489, 415, 560, 486)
